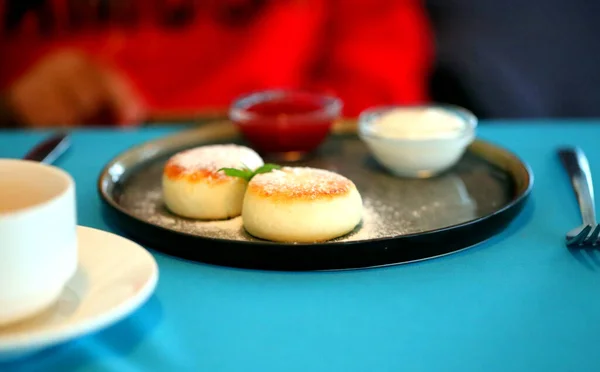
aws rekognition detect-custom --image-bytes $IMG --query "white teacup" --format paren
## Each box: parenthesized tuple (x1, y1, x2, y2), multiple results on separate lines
(0, 159, 77, 326)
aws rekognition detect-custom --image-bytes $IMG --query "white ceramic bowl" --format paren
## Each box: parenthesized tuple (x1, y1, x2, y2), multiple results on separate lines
(358, 105, 477, 178)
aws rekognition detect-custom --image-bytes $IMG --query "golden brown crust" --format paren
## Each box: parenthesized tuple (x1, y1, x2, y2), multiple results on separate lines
(163, 144, 262, 185)
(164, 162, 232, 184)
(247, 167, 354, 201)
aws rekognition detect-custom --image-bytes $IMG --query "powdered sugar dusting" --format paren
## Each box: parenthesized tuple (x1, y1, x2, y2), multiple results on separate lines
(167, 144, 263, 174)
(339, 198, 412, 241)
(122, 188, 248, 240)
(250, 167, 351, 198)
(121, 185, 409, 243)
(114, 136, 509, 246)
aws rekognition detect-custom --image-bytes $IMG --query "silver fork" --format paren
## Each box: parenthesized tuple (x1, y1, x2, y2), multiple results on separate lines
(558, 147, 600, 247)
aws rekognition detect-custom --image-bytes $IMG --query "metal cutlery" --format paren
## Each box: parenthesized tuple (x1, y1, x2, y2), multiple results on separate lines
(23, 132, 70, 164)
(558, 147, 599, 247)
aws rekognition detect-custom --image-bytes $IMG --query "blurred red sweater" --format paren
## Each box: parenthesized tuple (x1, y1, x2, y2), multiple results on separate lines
(0, 0, 432, 118)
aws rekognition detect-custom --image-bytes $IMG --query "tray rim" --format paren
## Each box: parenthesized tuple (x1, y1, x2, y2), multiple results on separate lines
(97, 121, 534, 269)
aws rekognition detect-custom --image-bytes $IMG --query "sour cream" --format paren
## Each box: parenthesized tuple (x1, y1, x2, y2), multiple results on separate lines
(358, 106, 477, 178)
(367, 107, 466, 139)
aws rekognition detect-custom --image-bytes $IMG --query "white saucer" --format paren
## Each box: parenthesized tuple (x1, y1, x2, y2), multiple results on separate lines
(0, 226, 159, 360)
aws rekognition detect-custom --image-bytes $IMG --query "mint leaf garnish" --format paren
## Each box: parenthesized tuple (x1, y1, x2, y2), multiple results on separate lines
(217, 167, 254, 182)
(218, 163, 281, 181)
(253, 163, 282, 175)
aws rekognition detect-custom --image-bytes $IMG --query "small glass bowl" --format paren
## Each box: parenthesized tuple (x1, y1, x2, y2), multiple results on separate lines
(358, 105, 478, 178)
(229, 89, 342, 161)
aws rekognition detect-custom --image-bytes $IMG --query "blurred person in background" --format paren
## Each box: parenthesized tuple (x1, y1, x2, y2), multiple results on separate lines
(0, 0, 432, 128)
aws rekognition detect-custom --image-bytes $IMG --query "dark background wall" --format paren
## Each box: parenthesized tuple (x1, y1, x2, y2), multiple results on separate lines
(426, 1, 600, 119)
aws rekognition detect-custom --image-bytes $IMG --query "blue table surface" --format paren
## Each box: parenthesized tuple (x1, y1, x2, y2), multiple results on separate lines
(1, 120, 600, 372)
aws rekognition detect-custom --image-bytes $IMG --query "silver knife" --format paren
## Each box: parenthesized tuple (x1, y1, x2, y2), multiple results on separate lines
(23, 133, 71, 164)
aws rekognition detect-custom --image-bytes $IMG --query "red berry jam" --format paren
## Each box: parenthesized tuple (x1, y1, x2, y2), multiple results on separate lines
(230, 90, 342, 157)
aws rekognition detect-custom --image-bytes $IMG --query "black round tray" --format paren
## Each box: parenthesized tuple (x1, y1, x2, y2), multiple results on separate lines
(98, 121, 533, 271)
